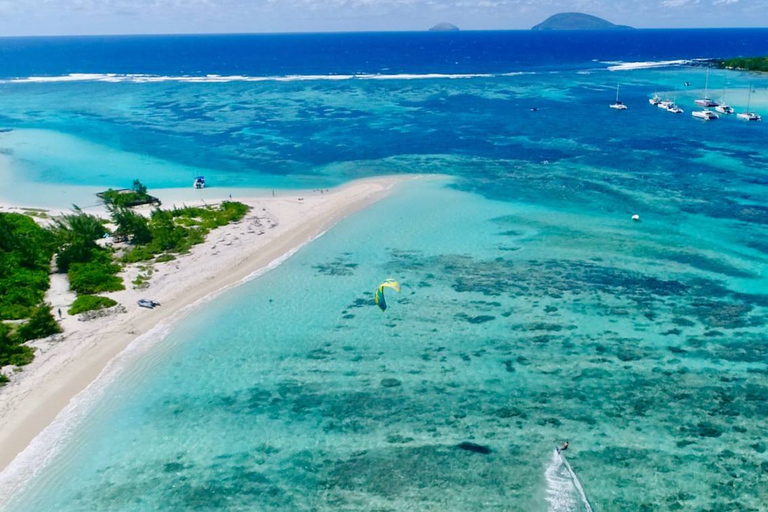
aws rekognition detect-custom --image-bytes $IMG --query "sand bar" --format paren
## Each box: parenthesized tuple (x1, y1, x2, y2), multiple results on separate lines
(0, 175, 415, 473)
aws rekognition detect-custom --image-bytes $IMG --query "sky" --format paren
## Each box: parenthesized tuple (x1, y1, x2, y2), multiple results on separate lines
(0, 0, 765, 36)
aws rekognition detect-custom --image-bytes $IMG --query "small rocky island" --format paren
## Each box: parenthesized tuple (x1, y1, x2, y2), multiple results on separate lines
(532, 12, 633, 31)
(429, 22, 460, 32)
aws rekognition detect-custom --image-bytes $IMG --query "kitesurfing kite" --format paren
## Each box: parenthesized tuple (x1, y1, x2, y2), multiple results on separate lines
(375, 279, 401, 311)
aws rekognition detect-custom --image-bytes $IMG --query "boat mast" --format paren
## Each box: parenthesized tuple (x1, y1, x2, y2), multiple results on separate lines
(704, 66, 710, 99)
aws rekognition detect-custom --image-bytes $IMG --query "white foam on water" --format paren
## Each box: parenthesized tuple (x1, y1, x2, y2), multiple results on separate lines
(605, 60, 691, 71)
(0, 232, 322, 508)
(0, 72, 500, 84)
(544, 449, 594, 512)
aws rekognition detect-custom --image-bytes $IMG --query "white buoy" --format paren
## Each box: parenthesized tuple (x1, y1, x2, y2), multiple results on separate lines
(631, 214, 640, 222)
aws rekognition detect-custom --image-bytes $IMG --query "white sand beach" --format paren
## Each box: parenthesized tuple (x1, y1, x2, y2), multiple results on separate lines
(0, 175, 414, 472)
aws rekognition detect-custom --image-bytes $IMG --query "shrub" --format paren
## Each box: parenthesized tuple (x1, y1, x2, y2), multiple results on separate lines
(69, 295, 118, 315)
(99, 180, 158, 208)
(155, 253, 176, 263)
(110, 206, 152, 245)
(14, 304, 62, 343)
(0, 373, 8, 385)
(0, 213, 56, 320)
(122, 246, 156, 264)
(52, 208, 107, 273)
(69, 259, 124, 294)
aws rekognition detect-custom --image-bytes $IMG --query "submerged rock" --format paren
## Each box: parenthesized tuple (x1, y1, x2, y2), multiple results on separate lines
(457, 442, 492, 454)
(380, 378, 402, 388)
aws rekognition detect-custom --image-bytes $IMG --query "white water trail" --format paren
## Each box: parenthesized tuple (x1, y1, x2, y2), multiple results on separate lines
(544, 449, 594, 512)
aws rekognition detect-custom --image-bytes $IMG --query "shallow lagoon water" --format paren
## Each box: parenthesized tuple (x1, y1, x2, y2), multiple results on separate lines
(4, 177, 768, 511)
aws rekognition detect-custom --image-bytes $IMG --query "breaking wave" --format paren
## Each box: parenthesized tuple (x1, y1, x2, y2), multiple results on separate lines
(0, 72, 524, 84)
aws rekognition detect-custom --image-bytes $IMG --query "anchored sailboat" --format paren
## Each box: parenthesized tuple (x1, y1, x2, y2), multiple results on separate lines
(737, 84, 762, 121)
(715, 80, 734, 114)
(694, 67, 719, 108)
(610, 83, 628, 110)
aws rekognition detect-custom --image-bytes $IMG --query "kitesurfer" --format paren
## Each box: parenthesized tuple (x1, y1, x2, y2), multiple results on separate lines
(557, 441, 569, 454)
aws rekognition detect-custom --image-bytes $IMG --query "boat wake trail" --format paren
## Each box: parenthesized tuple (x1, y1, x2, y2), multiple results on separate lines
(544, 449, 594, 512)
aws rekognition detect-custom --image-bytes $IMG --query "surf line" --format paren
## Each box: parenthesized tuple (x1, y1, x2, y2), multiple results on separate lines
(558, 450, 594, 512)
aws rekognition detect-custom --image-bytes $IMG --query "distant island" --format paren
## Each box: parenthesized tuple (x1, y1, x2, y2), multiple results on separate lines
(532, 12, 633, 31)
(429, 22, 459, 32)
(717, 56, 768, 72)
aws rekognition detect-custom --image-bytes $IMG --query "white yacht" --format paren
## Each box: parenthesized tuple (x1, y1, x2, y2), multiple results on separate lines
(692, 110, 719, 121)
(737, 85, 762, 121)
(657, 99, 673, 109)
(694, 67, 719, 108)
(737, 112, 762, 121)
(649, 94, 662, 106)
(715, 82, 734, 114)
(665, 104, 684, 114)
(610, 84, 628, 110)
(715, 104, 734, 115)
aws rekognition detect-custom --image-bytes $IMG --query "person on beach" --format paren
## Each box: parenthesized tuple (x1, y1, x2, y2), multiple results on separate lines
(58, 308, 62, 320)
(557, 441, 569, 454)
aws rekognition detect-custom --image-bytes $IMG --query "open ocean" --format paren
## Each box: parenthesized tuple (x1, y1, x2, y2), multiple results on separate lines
(1, 30, 768, 511)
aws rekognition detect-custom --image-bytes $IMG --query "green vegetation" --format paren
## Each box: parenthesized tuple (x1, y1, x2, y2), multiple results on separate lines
(718, 57, 768, 72)
(68, 250, 124, 294)
(98, 180, 160, 208)
(121, 201, 249, 263)
(68, 295, 118, 315)
(132, 265, 154, 289)
(51, 207, 108, 273)
(110, 206, 152, 244)
(0, 305, 61, 368)
(0, 186, 247, 376)
(51, 208, 125, 299)
(0, 213, 57, 320)
(0, 322, 34, 368)
(0, 213, 61, 369)
(15, 304, 62, 343)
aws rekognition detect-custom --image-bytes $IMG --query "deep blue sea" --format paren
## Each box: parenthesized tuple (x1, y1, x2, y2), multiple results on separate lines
(1, 30, 768, 77)
(1, 30, 768, 511)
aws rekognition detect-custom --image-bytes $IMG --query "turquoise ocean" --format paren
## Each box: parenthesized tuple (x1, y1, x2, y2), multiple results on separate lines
(1, 32, 768, 511)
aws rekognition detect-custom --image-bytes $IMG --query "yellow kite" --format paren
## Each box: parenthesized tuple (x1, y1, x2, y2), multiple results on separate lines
(375, 279, 401, 311)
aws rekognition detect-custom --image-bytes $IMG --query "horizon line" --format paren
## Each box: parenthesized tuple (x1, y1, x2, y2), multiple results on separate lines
(1, 26, 768, 40)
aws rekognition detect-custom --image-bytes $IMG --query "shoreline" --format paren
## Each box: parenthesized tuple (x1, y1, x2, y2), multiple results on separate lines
(0, 174, 418, 474)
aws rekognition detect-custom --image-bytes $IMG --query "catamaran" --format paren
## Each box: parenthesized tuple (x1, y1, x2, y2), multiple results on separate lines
(665, 103, 684, 114)
(694, 67, 719, 108)
(737, 85, 762, 121)
(610, 84, 628, 110)
(715, 81, 734, 114)
(692, 109, 719, 121)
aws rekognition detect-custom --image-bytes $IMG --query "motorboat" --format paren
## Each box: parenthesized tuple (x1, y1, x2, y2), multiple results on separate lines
(692, 110, 719, 121)
(138, 299, 161, 309)
(649, 94, 662, 106)
(193, 176, 205, 189)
